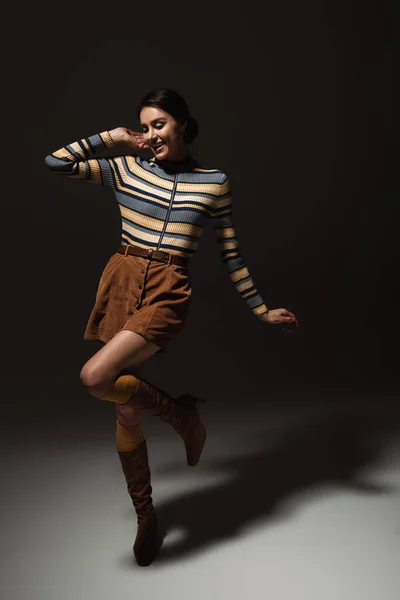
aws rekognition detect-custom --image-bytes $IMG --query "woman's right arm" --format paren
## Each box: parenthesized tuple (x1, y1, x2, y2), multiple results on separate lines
(44, 130, 118, 188)
(44, 127, 148, 189)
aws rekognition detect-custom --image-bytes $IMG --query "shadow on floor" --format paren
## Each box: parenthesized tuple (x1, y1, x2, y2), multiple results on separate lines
(138, 398, 400, 564)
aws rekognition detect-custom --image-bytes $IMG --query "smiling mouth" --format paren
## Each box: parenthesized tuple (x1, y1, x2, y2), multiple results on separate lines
(153, 142, 165, 152)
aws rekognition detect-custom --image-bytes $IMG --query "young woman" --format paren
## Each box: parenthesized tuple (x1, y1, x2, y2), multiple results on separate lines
(45, 88, 298, 567)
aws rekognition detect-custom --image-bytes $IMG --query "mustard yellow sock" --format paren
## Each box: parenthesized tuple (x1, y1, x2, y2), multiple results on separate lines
(116, 419, 145, 452)
(100, 374, 139, 405)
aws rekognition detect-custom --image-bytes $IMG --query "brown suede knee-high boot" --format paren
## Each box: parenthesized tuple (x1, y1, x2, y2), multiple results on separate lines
(117, 439, 165, 566)
(102, 375, 206, 467)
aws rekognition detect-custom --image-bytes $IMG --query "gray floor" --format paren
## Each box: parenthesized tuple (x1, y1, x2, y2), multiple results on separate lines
(1, 389, 399, 600)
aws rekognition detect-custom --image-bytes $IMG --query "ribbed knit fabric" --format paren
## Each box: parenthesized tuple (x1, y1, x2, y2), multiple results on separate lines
(45, 132, 268, 317)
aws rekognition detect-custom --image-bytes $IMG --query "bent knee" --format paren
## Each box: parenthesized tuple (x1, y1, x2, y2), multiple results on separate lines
(80, 364, 116, 396)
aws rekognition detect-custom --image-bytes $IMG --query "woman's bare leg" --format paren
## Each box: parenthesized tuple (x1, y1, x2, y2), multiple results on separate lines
(82, 335, 165, 566)
(80, 330, 206, 467)
(79, 330, 161, 398)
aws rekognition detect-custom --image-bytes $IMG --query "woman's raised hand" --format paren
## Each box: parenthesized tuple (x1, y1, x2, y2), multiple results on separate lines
(108, 127, 150, 150)
(259, 308, 299, 333)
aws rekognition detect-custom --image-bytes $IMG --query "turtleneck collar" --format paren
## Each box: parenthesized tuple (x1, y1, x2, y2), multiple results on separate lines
(149, 153, 199, 173)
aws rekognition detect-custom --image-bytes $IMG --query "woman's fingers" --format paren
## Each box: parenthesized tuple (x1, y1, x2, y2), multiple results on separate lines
(284, 311, 298, 326)
(132, 131, 151, 150)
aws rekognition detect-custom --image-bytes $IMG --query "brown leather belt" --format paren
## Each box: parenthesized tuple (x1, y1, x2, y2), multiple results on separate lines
(117, 244, 189, 268)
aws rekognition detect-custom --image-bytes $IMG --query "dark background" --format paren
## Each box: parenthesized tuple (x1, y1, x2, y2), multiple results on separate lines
(3, 0, 397, 420)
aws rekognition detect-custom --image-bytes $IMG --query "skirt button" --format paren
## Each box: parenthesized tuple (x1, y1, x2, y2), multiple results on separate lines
(141, 269, 145, 273)
(138, 284, 143, 289)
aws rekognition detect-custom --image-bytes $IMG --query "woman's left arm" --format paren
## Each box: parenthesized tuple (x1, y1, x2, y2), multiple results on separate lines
(212, 175, 298, 330)
(212, 174, 269, 318)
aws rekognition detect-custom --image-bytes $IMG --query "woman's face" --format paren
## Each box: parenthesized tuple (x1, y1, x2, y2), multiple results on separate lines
(139, 106, 186, 161)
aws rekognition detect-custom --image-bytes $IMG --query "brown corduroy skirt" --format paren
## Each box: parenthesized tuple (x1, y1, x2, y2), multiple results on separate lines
(83, 249, 192, 353)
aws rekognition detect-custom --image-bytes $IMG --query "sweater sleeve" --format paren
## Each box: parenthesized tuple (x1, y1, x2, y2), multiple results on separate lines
(44, 131, 118, 189)
(211, 174, 269, 318)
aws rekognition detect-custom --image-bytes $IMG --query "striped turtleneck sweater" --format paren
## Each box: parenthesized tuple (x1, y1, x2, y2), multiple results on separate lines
(45, 131, 269, 318)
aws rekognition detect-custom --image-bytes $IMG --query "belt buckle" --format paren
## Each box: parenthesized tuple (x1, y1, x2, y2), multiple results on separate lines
(146, 249, 153, 260)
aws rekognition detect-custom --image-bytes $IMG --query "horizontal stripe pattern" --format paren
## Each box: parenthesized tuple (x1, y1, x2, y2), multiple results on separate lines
(45, 131, 268, 317)
(212, 178, 268, 316)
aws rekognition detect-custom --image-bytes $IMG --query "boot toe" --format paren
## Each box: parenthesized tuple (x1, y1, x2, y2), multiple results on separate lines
(133, 515, 165, 566)
(186, 424, 207, 466)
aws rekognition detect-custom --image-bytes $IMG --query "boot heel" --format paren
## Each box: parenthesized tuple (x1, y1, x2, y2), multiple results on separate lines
(178, 393, 206, 404)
